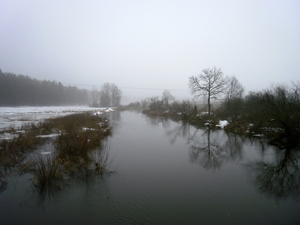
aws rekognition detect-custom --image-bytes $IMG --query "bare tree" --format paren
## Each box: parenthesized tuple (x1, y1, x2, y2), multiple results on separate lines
(225, 76, 244, 100)
(222, 76, 245, 121)
(99, 83, 122, 107)
(111, 83, 122, 106)
(161, 90, 175, 107)
(100, 83, 111, 107)
(90, 86, 99, 107)
(189, 67, 228, 115)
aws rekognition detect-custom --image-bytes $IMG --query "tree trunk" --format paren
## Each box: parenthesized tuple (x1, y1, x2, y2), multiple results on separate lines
(208, 92, 211, 115)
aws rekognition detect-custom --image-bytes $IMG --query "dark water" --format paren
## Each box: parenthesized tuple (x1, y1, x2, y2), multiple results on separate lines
(1, 111, 300, 225)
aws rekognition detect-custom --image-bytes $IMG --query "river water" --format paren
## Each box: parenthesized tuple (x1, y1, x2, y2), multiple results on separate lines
(1, 110, 300, 224)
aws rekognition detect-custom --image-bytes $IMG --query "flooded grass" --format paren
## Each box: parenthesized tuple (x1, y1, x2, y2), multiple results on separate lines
(32, 156, 65, 193)
(0, 113, 112, 194)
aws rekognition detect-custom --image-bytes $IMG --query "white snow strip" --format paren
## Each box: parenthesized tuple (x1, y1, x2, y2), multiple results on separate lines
(82, 127, 95, 131)
(0, 106, 114, 130)
(36, 134, 61, 138)
(253, 134, 264, 137)
(40, 151, 53, 155)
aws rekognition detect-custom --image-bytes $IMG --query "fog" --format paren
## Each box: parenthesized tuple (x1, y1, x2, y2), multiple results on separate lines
(1, 0, 299, 104)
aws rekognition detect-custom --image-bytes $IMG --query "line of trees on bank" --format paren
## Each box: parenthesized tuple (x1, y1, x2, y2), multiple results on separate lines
(188, 67, 300, 139)
(90, 82, 122, 107)
(0, 69, 89, 106)
(139, 67, 300, 148)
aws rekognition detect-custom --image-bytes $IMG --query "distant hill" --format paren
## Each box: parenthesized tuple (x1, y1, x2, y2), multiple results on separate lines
(0, 69, 89, 106)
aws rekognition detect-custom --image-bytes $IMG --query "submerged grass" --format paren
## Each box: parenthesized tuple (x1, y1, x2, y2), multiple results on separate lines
(0, 112, 112, 195)
(33, 156, 65, 194)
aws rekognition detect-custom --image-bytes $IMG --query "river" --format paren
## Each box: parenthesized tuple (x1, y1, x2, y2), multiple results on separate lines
(1, 110, 300, 224)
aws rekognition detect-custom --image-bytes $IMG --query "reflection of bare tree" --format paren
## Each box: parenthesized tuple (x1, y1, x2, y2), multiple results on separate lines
(188, 129, 243, 169)
(144, 114, 244, 169)
(166, 122, 191, 144)
(144, 115, 171, 128)
(189, 129, 222, 169)
(0, 179, 7, 193)
(224, 132, 243, 161)
(252, 149, 300, 199)
(111, 110, 121, 121)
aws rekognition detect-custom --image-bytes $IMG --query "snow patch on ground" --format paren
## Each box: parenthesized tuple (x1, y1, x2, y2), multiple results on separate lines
(36, 134, 61, 138)
(253, 134, 264, 137)
(0, 106, 113, 130)
(93, 108, 114, 115)
(217, 120, 229, 129)
(0, 132, 19, 140)
(82, 127, 96, 131)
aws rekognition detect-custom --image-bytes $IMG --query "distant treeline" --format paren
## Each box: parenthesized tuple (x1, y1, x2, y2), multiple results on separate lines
(0, 69, 89, 106)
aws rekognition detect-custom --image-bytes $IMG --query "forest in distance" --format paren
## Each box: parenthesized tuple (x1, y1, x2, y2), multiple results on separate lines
(0, 69, 88, 106)
(0, 69, 122, 107)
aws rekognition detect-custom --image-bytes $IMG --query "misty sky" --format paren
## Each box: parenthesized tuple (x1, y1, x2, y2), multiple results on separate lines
(1, 0, 299, 103)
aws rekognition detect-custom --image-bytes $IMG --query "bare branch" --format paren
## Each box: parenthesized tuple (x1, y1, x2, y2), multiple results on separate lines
(188, 67, 229, 114)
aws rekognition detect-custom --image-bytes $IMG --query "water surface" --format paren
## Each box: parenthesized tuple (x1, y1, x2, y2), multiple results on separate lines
(1, 110, 299, 224)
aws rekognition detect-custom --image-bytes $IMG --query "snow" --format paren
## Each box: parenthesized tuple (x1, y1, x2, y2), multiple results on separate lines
(93, 108, 114, 115)
(217, 120, 229, 129)
(0, 106, 113, 131)
(199, 112, 209, 115)
(82, 127, 96, 131)
(36, 134, 61, 138)
(0, 132, 19, 140)
(40, 151, 53, 155)
(93, 111, 104, 115)
(253, 134, 264, 137)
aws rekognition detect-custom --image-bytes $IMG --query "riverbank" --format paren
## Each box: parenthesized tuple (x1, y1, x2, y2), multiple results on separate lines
(142, 109, 300, 150)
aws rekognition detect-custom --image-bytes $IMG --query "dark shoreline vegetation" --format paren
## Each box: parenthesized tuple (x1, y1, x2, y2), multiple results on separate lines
(0, 113, 112, 195)
(138, 81, 300, 150)
(0, 69, 89, 106)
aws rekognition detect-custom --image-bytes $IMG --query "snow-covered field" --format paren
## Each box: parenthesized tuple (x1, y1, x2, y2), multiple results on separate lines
(0, 106, 113, 131)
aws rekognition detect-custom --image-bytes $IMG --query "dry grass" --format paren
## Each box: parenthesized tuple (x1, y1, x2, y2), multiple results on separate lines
(0, 112, 112, 194)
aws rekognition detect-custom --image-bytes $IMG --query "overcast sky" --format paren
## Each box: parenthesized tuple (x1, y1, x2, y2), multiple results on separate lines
(1, 0, 299, 103)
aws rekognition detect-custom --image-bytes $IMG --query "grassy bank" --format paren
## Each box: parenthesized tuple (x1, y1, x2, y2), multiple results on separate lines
(142, 108, 299, 150)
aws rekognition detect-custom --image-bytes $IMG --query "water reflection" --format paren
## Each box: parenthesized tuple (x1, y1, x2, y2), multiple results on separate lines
(143, 114, 171, 128)
(145, 114, 300, 200)
(0, 179, 7, 193)
(187, 129, 243, 169)
(166, 122, 191, 144)
(29, 138, 112, 202)
(251, 148, 300, 199)
(111, 110, 121, 121)
(159, 117, 244, 169)
(145, 116, 245, 169)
